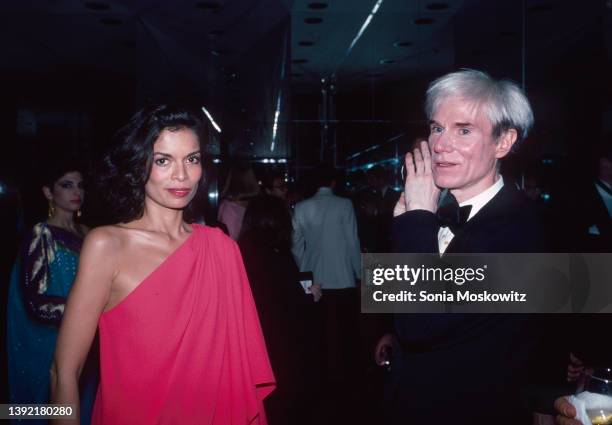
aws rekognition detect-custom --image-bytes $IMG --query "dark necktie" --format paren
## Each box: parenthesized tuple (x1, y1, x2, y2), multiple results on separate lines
(436, 192, 472, 234)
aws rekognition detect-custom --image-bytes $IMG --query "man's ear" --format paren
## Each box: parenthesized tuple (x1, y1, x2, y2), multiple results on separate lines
(42, 186, 53, 201)
(495, 129, 518, 159)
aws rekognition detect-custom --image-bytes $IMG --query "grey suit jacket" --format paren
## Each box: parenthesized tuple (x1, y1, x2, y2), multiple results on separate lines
(292, 187, 361, 289)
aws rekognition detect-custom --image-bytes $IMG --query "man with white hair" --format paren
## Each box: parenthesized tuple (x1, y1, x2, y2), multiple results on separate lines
(378, 69, 548, 424)
(393, 68, 539, 253)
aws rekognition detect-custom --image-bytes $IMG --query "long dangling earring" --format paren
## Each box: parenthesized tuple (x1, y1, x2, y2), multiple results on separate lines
(76, 210, 82, 218)
(48, 201, 55, 219)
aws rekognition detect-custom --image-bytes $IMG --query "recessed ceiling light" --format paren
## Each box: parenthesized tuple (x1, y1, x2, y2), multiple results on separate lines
(292, 59, 308, 64)
(298, 40, 315, 46)
(393, 41, 413, 47)
(379, 59, 395, 64)
(85, 2, 110, 10)
(414, 17, 435, 25)
(426, 2, 449, 11)
(304, 17, 323, 24)
(100, 17, 122, 26)
(196, 1, 221, 11)
(308, 2, 328, 9)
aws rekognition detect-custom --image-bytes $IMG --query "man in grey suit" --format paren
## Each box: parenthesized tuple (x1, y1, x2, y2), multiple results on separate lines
(292, 166, 361, 292)
(292, 165, 361, 405)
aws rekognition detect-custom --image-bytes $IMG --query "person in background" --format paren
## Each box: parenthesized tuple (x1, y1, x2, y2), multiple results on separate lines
(7, 159, 97, 425)
(261, 171, 289, 202)
(239, 194, 321, 425)
(291, 164, 361, 423)
(217, 163, 260, 240)
(575, 144, 612, 252)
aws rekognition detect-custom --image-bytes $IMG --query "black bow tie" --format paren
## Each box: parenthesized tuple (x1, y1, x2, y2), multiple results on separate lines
(436, 193, 472, 233)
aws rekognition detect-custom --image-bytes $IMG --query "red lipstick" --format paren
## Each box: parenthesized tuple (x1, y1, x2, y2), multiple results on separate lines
(167, 188, 191, 198)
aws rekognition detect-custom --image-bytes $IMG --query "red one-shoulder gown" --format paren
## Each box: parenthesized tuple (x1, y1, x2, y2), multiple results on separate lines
(91, 225, 275, 425)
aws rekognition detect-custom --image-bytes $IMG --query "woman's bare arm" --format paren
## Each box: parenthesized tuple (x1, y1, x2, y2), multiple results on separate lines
(50, 227, 118, 423)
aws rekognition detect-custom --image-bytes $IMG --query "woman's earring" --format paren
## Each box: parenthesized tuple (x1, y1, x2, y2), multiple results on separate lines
(48, 201, 55, 219)
(76, 210, 82, 218)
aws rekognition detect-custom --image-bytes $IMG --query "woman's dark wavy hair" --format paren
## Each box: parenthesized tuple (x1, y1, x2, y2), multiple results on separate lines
(96, 104, 207, 223)
(41, 155, 85, 190)
(240, 195, 292, 251)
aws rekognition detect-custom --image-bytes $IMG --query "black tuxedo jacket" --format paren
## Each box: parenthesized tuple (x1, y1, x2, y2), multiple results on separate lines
(392, 183, 543, 254)
(387, 184, 552, 424)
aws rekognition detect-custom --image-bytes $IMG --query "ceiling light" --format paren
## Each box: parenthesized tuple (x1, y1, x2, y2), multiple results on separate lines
(308, 2, 328, 9)
(414, 17, 435, 25)
(304, 17, 323, 24)
(201, 106, 222, 133)
(271, 91, 282, 151)
(344, 0, 384, 59)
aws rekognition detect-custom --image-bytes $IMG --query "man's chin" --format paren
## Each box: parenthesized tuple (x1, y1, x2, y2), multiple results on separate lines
(433, 177, 458, 190)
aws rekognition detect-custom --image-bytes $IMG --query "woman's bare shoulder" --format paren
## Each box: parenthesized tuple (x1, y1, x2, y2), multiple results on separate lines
(82, 225, 130, 256)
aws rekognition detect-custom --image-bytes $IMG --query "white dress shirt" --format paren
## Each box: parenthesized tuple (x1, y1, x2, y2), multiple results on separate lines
(292, 187, 361, 289)
(438, 177, 505, 254)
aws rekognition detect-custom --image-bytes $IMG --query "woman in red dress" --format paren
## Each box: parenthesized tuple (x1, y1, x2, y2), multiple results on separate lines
(51, 105, 275, 425)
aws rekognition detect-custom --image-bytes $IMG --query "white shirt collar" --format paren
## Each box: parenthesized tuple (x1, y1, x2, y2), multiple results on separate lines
(458, 176, 504, 221)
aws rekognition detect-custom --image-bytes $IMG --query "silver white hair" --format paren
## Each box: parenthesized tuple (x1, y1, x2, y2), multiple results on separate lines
(425, 69, 534, 149)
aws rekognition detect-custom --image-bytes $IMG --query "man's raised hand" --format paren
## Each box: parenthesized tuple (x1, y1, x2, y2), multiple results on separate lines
(394, 141, 440, 216)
